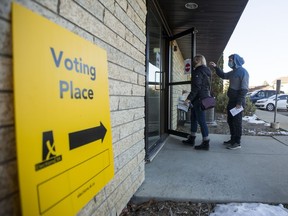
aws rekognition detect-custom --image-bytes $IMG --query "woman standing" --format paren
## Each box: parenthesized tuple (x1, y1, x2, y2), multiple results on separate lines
(182, 54, 212, 150)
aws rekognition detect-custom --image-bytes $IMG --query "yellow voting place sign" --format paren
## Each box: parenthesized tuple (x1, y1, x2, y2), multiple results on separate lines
(12, 3, 114, 216)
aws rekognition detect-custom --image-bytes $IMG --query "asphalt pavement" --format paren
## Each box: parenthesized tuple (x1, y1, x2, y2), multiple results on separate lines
(255, 109, 288, 131)
(132, 109, 288, 204)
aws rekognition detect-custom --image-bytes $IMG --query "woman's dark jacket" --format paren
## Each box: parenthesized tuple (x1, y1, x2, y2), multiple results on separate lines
(187, 65, 212, 103)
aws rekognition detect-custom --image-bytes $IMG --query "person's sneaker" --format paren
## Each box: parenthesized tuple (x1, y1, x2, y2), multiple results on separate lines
(223, 140, 234, 146)
(226, 143, 241, 150)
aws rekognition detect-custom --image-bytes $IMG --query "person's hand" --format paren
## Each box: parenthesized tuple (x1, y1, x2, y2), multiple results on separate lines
(209, 62, 216, 67)
(236, 104, 242, 109)
(185, 99, 190, 105)
(185, 99, 193, 108)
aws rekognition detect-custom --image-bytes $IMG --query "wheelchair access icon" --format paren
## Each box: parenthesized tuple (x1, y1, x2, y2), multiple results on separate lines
(35, 131, 62, 171)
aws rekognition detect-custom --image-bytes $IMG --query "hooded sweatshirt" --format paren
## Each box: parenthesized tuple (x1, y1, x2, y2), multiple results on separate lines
(187, 65, 212, 103)
(214, 54, 249, 106)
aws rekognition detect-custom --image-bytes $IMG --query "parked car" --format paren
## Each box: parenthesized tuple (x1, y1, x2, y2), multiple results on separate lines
(249, 90, 284, 103)
(255, 94, 288, 111)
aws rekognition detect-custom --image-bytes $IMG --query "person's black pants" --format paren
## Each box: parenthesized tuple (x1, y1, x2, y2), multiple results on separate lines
(227, 102, 242, 143)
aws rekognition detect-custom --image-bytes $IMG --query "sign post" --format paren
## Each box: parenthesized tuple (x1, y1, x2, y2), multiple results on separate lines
(272, 79, 281, 129)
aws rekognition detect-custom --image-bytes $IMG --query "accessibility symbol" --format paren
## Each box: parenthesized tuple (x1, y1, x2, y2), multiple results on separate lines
(35, 131, 62, 171)
(42, 131, 56, 160)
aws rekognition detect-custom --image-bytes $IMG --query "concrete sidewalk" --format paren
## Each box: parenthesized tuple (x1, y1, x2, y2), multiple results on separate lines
(133, 111, 288, 204)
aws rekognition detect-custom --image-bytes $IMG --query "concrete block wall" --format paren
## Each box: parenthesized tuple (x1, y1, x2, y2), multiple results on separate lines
(0, 0, 146, 215)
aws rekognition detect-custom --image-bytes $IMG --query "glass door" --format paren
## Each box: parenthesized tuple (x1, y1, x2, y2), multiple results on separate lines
(168, 29, 196, 137)
(145, 7, 167, 159)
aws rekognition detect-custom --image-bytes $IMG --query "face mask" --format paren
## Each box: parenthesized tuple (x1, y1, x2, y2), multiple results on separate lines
(228, 61, 234, 68)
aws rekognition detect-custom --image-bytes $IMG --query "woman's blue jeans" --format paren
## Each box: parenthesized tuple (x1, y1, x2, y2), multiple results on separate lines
(190, 100, 209, 138)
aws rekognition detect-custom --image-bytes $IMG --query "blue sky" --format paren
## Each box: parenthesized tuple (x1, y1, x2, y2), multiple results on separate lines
(223, 0, 288, 87)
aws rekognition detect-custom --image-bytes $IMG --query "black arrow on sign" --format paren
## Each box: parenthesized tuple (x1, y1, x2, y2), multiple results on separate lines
(69, 122, 107, 150)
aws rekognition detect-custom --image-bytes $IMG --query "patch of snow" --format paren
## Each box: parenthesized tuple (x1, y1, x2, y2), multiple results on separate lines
(210, 203, 288, 216)
(243, 114, 266, 124)
(280, 131, 288, 135)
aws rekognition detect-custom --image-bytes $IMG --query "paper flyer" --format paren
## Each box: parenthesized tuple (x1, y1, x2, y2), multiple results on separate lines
(230, 106, 244, 116)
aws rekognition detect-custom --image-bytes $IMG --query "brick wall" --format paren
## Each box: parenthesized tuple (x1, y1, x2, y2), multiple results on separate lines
(0, 0, 146, 215)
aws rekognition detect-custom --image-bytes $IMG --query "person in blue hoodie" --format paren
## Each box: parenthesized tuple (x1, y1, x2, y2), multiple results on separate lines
(209, 54, 249, 150)
(182, 54, 212, 150)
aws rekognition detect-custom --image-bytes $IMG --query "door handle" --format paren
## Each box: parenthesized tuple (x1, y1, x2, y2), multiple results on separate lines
(155, 71, 164, 90)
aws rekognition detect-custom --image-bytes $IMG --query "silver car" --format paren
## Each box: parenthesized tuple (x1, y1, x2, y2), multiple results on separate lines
(255, 94, 288, 111)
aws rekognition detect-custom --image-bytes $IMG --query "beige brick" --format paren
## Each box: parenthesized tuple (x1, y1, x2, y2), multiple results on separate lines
(104, 9, 126, 38)
(111, 108, 144, 127)
(99, 0, 115, 12)
(113, 129, 144, 157)
(77, 189, 107, 215)
(60, 0, 117, 46)
(114, 140, 144, 172)
(131, 155, 145, 182)
(116, 0, 127, 12)
(0, 0, 12, 20)
(138, 0, 147, 16)
(128, 0, 146, 22)
(133, 62, 146, 75)
(118, 96, 144, 110)
(109, 80, 133, 96)
(78, 200, 108, 216)
(114, 35, 144, 63)
(77, 0, 105, 21)
(34, 0, 58, 12)
(108, 62, 137, 84)
(114, 3, 146, 43)
(0, 20, 11, 55)
(132, 84, 145, 96)
(106, 148, 143, 196)
(107, 176, 132, 210)
(0, 56, 12, 90)
(0, 193, 21, 216)
(125, 28, 145, 53)
(109, 96, 120, 111)
(115, 170, 145, 215)
(90, 201, 114, 216)
(106, 45, 140, 72)
(138, 74, 145, 86)
(127, 3, 145, 31)
(118, 118, 145, 139)
(0, 127, 16, 162)
(110, 95, 144, 112)
(0, 93, 14, 126)
(111, 125, 121, 143)
(0, 161, 18, 200)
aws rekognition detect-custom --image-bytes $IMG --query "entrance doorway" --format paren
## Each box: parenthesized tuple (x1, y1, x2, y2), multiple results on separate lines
(145, 3, 196, 160)
(168, 29, 196, 137)
(145, 6, 167, 160)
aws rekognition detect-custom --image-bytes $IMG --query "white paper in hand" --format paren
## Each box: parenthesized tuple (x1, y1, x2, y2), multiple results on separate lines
(177, 101, 190, 112)
(230, 106, 244, 116)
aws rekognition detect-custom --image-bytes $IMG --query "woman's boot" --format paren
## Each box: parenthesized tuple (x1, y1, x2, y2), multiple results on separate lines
(182, 135, 196, 146)
(194, 140, 209, 150)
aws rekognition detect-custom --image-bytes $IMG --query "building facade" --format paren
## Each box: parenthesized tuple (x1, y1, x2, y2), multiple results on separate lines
(0, 0, 248, 215)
